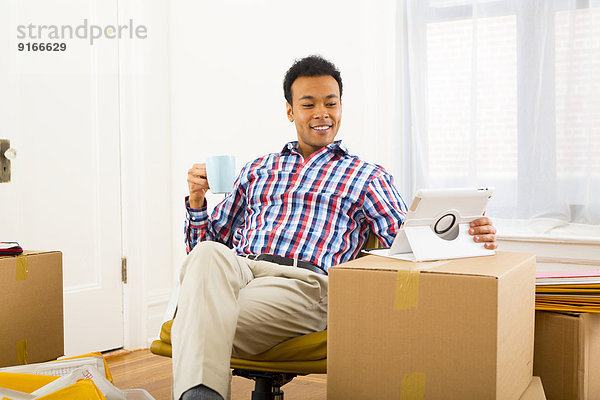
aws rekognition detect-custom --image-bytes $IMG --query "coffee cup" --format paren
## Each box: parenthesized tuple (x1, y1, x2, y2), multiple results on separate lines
(205, 155, 236, 194)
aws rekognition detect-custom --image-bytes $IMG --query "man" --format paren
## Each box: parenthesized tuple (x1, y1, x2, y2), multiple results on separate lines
(173, 55, 497, 400)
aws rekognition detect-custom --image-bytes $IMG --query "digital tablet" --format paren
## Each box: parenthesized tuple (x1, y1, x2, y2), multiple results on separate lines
(389, 187, 493, 256)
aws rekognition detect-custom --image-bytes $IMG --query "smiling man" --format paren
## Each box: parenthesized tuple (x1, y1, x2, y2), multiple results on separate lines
(172, 55, 498, 400)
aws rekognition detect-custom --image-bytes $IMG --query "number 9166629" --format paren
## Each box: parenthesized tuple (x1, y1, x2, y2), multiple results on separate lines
(18, 42, 67, 51)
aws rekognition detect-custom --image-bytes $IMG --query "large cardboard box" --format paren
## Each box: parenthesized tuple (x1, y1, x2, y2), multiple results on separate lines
(0, 251, 64, 367)
(533, 311, 600, 400)
(328, 251, 536, 400)
(520, 377, 547, 400)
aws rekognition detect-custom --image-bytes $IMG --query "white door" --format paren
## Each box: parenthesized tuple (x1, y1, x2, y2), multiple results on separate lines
(0, 1, 123, 355)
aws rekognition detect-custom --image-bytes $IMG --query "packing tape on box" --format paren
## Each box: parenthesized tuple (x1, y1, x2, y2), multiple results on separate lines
(16, 255, 28, 281)
(17, 339, 28, 365)
(395, 268, 420, 310)
(400, 372, 426, 400)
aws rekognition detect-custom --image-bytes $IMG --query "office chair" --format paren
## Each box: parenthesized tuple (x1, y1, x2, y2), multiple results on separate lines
(151, 234, 381, 399)
(151, 319, 326, 400)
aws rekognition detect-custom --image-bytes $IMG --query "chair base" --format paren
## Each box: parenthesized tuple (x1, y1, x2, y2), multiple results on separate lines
(232, 369, 297, 400)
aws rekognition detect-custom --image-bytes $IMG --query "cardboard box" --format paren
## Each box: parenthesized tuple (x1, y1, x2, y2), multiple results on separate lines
(520, 377, 547, 400)
(0, 251, 64, 367)
(328, 252, 536, 400)
(533, 311, 600, 400)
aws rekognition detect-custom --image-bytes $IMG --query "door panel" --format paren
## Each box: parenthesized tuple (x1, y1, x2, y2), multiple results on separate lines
(0, 0, 123, 355)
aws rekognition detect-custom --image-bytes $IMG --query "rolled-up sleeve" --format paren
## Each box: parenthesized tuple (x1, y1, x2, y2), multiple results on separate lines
(362, 171, 407, 247)
(184, 197, 208, 253)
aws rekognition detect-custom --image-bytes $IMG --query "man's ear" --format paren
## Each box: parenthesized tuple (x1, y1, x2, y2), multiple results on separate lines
(286, 102, 294, 122)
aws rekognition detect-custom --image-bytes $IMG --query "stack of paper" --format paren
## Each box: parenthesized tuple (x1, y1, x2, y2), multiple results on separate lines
(535, 269, 600, 313)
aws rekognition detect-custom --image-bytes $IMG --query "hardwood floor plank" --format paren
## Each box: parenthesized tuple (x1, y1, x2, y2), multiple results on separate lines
(106, 350, 326, 400)
(107, 351, 172, 400)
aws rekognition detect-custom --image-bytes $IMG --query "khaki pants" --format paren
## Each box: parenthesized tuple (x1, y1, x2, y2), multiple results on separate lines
(171, 241, 328, 400)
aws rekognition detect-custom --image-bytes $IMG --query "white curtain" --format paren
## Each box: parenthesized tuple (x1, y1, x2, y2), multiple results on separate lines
(402, 0, 600, 231)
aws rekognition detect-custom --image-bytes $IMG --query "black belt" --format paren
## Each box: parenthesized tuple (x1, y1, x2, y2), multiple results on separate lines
(243, 254, 327, 276)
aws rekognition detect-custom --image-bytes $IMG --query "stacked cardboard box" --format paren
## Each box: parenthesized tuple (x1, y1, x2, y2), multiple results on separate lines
(0, 251, 63, 367)
(534, 311, 600, 400)
(328, 252, 536, 399)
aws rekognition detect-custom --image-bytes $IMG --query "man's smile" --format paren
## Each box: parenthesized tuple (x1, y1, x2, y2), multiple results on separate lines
(311, 124, 333, 132)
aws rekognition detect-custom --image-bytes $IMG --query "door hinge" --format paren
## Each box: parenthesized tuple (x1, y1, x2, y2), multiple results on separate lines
(121, 257, 128, 284)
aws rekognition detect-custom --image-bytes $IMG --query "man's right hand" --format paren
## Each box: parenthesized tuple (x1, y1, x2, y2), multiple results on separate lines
(187, 163, 210, 209)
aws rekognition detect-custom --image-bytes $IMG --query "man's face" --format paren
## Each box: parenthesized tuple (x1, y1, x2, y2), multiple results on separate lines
(286, 75, 342, 158)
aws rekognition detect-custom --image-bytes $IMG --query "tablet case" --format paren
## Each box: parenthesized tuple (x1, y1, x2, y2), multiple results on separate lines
(389, 188, 496, 262)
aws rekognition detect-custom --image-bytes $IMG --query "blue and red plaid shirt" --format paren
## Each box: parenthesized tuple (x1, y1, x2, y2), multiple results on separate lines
(185, 141, 407, 271)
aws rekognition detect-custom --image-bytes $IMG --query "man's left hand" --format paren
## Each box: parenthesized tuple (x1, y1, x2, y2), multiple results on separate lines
(469, 217, 497, 250)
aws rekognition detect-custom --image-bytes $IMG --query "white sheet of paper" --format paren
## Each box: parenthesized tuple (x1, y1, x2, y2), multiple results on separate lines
(363, 248, 418, 261)
(360, 249, 452, 270)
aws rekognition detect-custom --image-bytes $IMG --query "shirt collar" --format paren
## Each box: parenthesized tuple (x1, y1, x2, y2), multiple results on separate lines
(280, 140, 349, 157)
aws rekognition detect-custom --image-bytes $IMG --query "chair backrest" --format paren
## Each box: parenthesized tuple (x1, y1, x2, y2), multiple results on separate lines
(363, 231, 383, 251)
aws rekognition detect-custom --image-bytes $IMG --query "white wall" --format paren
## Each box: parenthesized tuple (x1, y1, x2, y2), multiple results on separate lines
(120, 0, 404, 348)
(169, 0, 403, 276)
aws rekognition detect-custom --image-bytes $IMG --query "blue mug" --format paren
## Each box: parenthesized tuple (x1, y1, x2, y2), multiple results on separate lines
(206, 155, 236, 194)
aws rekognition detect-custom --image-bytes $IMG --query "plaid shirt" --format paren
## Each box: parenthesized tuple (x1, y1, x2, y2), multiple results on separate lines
(185, 141, 407, 271)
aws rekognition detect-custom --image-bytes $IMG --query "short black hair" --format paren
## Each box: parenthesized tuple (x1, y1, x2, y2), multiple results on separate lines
(283, 55, 343, 105)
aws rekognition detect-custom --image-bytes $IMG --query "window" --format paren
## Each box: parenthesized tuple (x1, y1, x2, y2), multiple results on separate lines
(402, 0, 600, 227)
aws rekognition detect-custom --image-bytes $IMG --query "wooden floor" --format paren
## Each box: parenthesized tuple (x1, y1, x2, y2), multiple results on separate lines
(106, 349, 326, 400)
